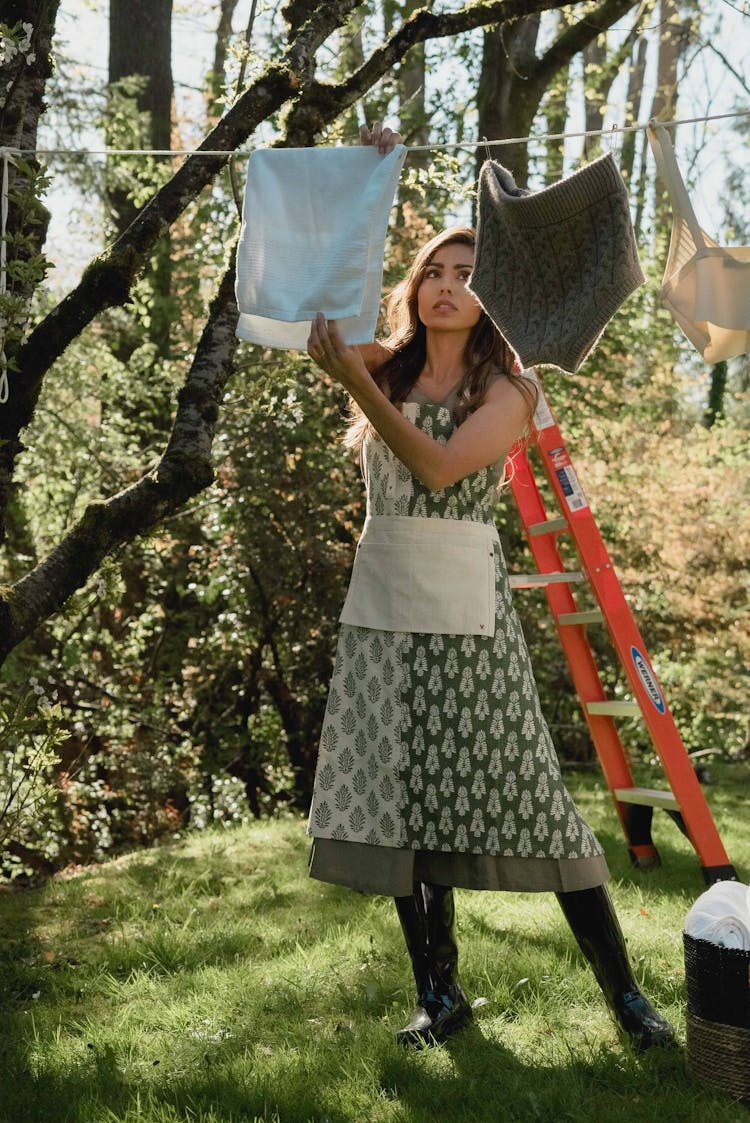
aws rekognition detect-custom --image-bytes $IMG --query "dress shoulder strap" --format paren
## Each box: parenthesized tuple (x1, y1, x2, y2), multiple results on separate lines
(646, 124, 706, 250)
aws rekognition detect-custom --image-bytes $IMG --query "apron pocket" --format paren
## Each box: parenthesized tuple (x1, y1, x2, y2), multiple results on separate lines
(340, 525, 496, 636)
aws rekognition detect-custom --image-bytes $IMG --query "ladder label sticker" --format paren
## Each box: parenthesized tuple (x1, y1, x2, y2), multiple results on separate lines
(630, 646, 666, 713)
(533, 391, 556, 431)
(548, 447, 589, 512)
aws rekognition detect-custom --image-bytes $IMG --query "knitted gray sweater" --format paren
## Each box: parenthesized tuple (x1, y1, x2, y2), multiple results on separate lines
(469, 153, 644, 373)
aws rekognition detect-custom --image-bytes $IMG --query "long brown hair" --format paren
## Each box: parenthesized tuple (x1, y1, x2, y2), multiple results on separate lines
(344, 226, 537, 451)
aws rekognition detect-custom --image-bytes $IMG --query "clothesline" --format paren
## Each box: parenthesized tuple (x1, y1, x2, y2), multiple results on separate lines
(410, 107, 750, 153)
(235, 125, 750, 369)
(12, 107, 750, 158)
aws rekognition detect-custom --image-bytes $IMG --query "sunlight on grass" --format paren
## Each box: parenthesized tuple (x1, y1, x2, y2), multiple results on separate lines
(1, 765, 748, 1122)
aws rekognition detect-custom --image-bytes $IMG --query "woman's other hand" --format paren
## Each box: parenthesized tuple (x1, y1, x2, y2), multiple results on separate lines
(307, 314, 369, 390)
(359, 121, 402, 155)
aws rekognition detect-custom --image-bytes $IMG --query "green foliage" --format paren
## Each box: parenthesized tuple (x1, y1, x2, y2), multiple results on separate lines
(400, 150, 476, 213)
(172, 351, 363, 810)
(3, 323, 364, 873)
(0, 153, 53, 355)
(0, 765, 748, 1122)
(101, 76, 174, 220)
(0, 690, 66, 861)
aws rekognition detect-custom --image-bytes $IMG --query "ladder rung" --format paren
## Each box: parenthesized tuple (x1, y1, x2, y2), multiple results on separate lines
(509, 571, 585, 589)
(528, 517, 568, 537)
(509, 435, 736, 880)
(586, 700, 641, 717)
(614, 786, 680, 811)
(558, 609, 604, 625)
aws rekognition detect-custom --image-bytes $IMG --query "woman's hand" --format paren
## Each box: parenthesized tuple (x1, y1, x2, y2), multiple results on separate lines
(359, 121, 402, 155)
(307, 313, 369, 391)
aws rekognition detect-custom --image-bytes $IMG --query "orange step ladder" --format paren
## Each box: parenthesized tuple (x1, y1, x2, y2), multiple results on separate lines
(505, 374, 736, 886)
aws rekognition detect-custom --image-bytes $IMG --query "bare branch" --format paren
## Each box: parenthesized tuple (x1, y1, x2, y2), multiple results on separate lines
(534, 0, 640, 90)
(282, 0, 577, 145)
(339, 0, 571, 103)
(699, 40, 750, 100)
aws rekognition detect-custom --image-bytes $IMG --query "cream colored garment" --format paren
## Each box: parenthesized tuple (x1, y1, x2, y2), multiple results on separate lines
(339, 514, 499, 637)
(648, 124, 750, 362)
(235, 144, 406, 350)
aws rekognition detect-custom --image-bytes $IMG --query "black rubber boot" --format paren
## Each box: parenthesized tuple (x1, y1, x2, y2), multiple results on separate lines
(394, 882, 473, 1048)
(556, 884, 676, 1052)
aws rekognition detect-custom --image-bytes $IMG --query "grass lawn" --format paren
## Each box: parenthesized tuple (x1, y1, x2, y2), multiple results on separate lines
(1, 762, 748, 1123)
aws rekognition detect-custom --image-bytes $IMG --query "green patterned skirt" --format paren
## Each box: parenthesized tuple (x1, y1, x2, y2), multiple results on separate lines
(307, 556, 609, 896)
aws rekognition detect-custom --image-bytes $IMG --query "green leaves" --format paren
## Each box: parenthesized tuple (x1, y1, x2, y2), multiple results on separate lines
(0, 689, 66, 860)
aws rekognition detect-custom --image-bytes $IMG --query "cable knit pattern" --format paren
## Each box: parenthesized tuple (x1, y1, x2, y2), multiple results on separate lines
(469, 153, 644, 373)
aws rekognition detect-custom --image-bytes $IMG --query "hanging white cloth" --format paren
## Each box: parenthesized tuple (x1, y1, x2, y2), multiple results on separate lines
(235, 144, 406, 350)
(684, 880, 750, 950)
(647, 124, 750, 362)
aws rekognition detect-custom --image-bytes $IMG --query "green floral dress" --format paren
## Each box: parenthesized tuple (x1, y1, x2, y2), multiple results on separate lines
(308, 388, 609, 896)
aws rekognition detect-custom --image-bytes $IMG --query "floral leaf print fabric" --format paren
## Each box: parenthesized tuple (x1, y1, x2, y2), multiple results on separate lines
(308, 398, 604, 867)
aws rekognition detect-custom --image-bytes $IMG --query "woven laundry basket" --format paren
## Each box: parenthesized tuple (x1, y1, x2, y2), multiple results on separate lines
(684, 931, 750, 1104)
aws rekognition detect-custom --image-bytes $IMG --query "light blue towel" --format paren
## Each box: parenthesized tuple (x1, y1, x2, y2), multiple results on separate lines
(235, 144, 406, 350)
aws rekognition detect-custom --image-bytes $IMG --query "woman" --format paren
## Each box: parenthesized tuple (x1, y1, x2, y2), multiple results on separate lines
(306, 123, 675, 1052)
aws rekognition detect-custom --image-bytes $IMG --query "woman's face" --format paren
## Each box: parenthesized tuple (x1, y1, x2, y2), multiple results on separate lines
(416, 242, 482, 333)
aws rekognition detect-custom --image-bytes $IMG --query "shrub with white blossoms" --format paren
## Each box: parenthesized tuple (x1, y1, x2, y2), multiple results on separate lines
(0, 22, 36, 106)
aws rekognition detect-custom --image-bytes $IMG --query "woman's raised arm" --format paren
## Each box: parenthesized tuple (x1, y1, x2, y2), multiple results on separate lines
(350, 122, 402, 373)
(307, 316, 530, 490)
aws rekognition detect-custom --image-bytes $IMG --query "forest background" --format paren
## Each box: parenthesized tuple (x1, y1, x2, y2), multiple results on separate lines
(0, 0, 747, 882)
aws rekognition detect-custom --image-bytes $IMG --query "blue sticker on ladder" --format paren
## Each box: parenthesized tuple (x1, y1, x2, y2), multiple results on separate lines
(630, 647, 666, 713)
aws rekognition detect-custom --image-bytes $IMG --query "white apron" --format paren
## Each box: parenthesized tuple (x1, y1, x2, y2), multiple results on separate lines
(339, 513, 499, 637)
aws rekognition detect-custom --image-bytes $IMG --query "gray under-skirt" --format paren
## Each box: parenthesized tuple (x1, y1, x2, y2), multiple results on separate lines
(309, 837, 610, 896)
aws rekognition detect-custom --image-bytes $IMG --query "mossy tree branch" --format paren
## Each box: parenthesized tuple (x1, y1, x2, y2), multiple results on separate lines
(533, 0, 641, 91)
(0, 248, 240, 662)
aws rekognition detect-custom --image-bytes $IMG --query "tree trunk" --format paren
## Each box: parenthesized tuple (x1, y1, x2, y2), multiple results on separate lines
(544, 13, 569, 183)
(336, 15, 368, 140)
(476, 16, 542, 186)
(650, 0, 691, 237)
(107, 0, 174, 235)
(619, 35, 647, 186)
(582, 34, 607, 160)
(632, 125, 650, 239)
(207, 0, 242, 122)
(475, 0, 640, 189)
(397, 0, 428, 149)
(107, 0, 174, 360)
(0, 0, 60, 547)
(395, 0, 429, 215)
(582, 9, 646, 164)
(704, 361, 728, 428)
